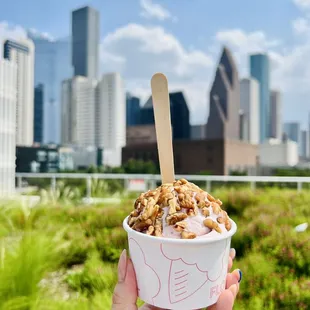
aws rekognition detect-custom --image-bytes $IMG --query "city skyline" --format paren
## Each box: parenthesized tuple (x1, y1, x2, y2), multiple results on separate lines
(0, 0, 310, 128)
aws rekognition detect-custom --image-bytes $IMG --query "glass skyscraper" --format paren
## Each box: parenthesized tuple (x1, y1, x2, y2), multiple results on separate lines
(126, 93, 141, 126)
(28, 32, 72, 144)
(34, 84, 44, 143)
(140, 92, 190, 140)
(72, 6, 99, 79)
(250, 53, 270, 143)
(283, 122, 302, 155)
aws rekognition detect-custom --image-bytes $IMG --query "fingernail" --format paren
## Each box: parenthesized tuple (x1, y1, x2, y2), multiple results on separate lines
(230, 248, 236, 257)
(238, 269, 242, 283)
(118, 249, 127, 282)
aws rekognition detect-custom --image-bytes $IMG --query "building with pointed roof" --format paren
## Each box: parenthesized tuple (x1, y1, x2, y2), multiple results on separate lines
(206, 46, 240, 140)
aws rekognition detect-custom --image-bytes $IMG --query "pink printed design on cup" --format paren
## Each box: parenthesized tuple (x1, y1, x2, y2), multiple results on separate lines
(128, 238, 161, 305)
(160, 240, 228, 304)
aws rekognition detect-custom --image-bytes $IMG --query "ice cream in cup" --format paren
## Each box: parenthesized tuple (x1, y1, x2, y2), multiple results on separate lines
(123, 73, 237, 309)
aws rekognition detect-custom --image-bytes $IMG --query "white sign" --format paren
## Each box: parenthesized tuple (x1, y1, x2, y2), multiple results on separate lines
(127, 179, 147, 192)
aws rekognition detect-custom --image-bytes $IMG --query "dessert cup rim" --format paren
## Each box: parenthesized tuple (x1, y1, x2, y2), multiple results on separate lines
(123, 216, 237, 245)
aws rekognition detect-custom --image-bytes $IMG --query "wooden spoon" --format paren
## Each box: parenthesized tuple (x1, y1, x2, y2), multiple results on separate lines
(151, 73, 175, 184)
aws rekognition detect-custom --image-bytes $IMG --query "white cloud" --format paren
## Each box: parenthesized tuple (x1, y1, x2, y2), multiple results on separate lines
(292, 17, 310, 34)
(293, 0, 310, 10)
(140, 0, 177, 22)
(215, 29, 280, 54)
(102, 24, 212, 79)
(0, 21, 27, 43)
(27, 28, 55, 41)
(101, 23, 213, 124)
(214, 28, 282, 83)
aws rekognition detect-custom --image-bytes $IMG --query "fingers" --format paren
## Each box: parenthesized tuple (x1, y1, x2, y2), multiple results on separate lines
(227, 257, 233, 272)
(207, 283, 239, 310)
(207, 265, 241, 310)
(230, 248, 236, 260)
(112, 249, 138, 310)
(215, 283, 239, 310)
(226, 269, 241, 288)
(227, 248, 236, 272)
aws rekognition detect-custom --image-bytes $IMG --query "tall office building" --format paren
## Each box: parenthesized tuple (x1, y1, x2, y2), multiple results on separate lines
(250, 53, 270, 142)
(240, 78, 260, 144)
(0, 59, 17, 196)
(170, 92, 191, 140)
(96, 73, 126, 166)
(206, 47, 240, 140)
(61, 77, 97, 147)
(283, 122, 301, 156)
(126, 93, 141, 126)
(300, 130, 309, 158)
(3, 38, 35, 146)
(239, 110, 248, 141)
(140, 99, 155, 125)
(72, 6, 99, 79)
(34, 84, 44, 144)
(61, 73, 125, 165)
(28, 32, 72, 144)
(270, 90, 282, 140)
(141, 92, 191, 140)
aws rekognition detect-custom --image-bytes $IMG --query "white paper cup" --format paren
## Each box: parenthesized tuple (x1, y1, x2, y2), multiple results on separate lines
(123, 216, 237, 310)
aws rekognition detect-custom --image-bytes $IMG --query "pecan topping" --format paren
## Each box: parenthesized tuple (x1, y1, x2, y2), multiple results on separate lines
(166, 212, 187, 225)
(201, 207, 210, 217)
(217, 217, 225, 224)
(154, 218, 163, 236)
(211, 202, 221, 215)
(179, 193, 195, 209)
(203, 218, 222, 233)
(181, 231, 196, 239)
(179, 178, 188, 185)
(146, 225, 155, 235)
(225, 219, 231, 231)
(174, 221, 187, 232)
(207, 193, 216, 202)
(128, 179, 228, 236)
(168, 197, 178, 215)
(132, 219, 152, 232)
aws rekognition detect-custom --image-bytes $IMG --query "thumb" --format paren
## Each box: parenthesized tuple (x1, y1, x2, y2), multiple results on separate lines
(112, 249, 138, 310)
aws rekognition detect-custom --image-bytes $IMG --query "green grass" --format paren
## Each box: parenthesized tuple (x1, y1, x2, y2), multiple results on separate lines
(0, 187, 309, 309)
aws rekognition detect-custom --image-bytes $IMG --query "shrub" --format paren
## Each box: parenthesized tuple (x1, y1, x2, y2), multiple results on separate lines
(95, 227, 127, 262)
(0, 232, 59, 307)
(0, 188, 309, 309)
(256, 226, 310, 277)
(66, 252, 117, 296)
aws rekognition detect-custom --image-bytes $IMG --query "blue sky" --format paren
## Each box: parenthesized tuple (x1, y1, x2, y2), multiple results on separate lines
(0, 0, 310, 127)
